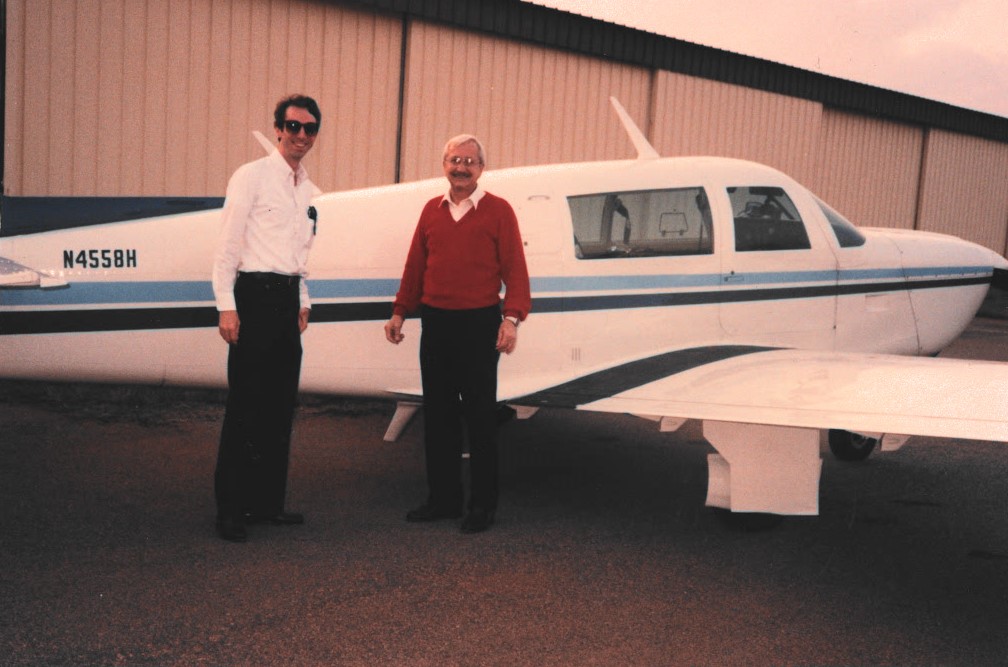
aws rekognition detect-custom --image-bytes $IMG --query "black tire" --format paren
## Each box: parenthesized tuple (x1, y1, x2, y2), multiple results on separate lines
(827, 429, 878, 462)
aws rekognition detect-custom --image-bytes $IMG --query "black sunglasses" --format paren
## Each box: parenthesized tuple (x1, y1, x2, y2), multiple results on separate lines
(280, 120, 320, 136)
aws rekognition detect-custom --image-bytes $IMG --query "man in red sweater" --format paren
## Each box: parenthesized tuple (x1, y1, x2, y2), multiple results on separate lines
(384, 134, 531, 533)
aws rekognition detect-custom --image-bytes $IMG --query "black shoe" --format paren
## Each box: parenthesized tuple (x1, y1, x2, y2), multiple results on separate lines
(406, 503, 463, 523)
(243, 511, 305, 525)
(216, 516, 247, 542)
(268, 511, 304, 525)
(460, 508, 495, 534)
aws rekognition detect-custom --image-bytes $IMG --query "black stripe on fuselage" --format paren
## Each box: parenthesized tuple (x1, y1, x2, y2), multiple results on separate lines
(541, 275, 992, 312)
(0, 306, 219, 335)
(0, 275, 992, 335)
(513, 345, 775, 409)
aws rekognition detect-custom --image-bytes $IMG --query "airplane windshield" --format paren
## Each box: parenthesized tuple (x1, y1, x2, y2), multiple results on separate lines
(814, 197, 866, 248)
(568, 187, 713, 259)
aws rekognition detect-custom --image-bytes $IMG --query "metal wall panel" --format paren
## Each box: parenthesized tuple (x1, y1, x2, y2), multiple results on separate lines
(353, 0, 1008, 144)
(4, 0, 402, 197)
(4, 0, 1008, 251)
(918, 130, 1008, 253)
(397, 20, 652, 181)
(812, 109, 924, 230)
(650, 71, 821, 185)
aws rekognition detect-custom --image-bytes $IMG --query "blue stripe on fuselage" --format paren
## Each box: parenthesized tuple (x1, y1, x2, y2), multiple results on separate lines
(0, 266, 995, 335)
(1, 281, 214, 306)
(3, 266, 990, 306)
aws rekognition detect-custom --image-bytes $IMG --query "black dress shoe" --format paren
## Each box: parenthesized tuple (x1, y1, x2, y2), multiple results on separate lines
(460, 508, 495, 534)
(268, 511, 304, 525)
(244, 511, 305, 525)
(406, 503, 462, 523)
(216, 517, 247, 542)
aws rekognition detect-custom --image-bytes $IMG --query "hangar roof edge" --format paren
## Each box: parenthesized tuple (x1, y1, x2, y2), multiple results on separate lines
(342, 0, 1008, 143)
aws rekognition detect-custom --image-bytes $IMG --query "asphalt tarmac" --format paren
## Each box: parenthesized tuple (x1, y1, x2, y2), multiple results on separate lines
(2, 318, 1007, 666)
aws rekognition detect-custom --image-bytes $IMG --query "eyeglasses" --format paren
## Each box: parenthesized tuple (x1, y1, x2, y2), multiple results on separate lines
(444, 156, 482, 167)
(281, 120, 320, 136)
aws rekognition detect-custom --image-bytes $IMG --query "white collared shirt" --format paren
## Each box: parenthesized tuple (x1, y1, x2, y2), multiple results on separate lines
(442, 186, 485, 222)
(212, 149, 321, 311)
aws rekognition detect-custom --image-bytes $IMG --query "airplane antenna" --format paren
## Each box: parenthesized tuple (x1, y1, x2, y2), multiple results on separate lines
(252, 130, 275, 155)
(609, 96, 660, 160)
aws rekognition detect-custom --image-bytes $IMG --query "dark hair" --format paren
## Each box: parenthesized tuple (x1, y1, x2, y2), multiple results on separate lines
(274, 94, 321, 128)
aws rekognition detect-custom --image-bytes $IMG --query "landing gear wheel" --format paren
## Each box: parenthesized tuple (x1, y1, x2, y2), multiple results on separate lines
(713, 509, 784, 531)
(828, 429, 878, 462)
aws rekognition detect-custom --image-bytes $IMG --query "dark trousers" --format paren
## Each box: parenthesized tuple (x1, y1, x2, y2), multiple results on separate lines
(215, 272, 303, 521)
(419, 304, 502, 513)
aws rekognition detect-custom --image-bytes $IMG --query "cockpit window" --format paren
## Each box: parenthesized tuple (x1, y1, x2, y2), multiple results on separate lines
(568, 187, 713, 259)
(815, 196, 866, 248)
(728, 186, 811, 252)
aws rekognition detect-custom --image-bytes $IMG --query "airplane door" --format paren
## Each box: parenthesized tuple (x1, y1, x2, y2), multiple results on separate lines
(562, 185, 724, 366)
(718, 186, 838, 348)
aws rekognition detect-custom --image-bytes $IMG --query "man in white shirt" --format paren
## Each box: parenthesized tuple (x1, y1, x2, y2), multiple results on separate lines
(211, 94, 322, 542)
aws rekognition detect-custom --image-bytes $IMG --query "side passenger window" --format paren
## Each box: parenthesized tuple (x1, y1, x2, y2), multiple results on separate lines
(728, 186, 811, 252)
(568, 187, 713, 259)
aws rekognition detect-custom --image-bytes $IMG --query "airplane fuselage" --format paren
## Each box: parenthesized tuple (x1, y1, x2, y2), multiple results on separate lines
(1, 156, 999, 402)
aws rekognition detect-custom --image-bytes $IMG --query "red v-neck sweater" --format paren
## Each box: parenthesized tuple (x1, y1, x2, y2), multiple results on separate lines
(392, 192, 531, 320)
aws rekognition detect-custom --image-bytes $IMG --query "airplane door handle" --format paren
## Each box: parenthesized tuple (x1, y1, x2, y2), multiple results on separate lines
(724, 272, 744, 283)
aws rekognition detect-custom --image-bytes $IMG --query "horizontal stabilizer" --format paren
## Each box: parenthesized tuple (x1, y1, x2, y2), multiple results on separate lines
(0, 257, 67, 288)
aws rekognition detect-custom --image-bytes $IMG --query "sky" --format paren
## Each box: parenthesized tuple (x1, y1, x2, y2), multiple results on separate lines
(523, 0, 1008, 119)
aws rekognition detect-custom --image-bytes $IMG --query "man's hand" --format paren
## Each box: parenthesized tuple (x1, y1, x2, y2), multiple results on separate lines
(299, 307, 310, 334)
(219, 310, 240, 344)
(496, 319, 518, 354)
(384, 314, 405, 344)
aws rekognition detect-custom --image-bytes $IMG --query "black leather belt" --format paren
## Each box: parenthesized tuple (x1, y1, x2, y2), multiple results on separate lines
(238, 271, 300, 289)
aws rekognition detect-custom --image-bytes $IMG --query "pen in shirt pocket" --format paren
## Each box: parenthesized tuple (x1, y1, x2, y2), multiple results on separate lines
(308, 206, 317, 235)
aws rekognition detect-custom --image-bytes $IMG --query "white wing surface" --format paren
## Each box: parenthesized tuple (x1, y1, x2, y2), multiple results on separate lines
(511, 346, 1008, 443)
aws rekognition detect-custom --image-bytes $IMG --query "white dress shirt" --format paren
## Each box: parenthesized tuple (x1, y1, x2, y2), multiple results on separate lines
(212, 149, 321, 311)
(442, 186, 485, 222)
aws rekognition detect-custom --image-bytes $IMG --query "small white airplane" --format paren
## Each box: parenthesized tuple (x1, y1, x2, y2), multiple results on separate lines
(3, 98, 1006, 524)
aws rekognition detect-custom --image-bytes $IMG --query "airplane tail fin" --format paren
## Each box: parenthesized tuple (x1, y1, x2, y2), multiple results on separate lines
(609, 97, 660, 160)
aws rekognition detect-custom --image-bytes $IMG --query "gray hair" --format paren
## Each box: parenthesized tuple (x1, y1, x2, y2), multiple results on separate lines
(443, 134, 486, 166)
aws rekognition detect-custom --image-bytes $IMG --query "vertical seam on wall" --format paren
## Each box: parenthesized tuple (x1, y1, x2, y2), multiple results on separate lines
(912, 126, 930, 231)
(0, 0, 7, 195)
(393, 13, 408, 184)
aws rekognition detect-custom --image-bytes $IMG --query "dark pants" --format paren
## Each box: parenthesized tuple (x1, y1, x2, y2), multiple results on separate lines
(215, 272, 303, 521)
(419, 304, 502, 513)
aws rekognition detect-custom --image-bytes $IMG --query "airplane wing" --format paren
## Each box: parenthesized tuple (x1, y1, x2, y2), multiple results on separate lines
(504, 345, 1007, 515)
(508, 345, 1008, 443)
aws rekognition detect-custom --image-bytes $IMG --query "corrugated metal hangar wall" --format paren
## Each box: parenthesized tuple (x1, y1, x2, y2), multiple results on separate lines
(4, 0, 1008, 256)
